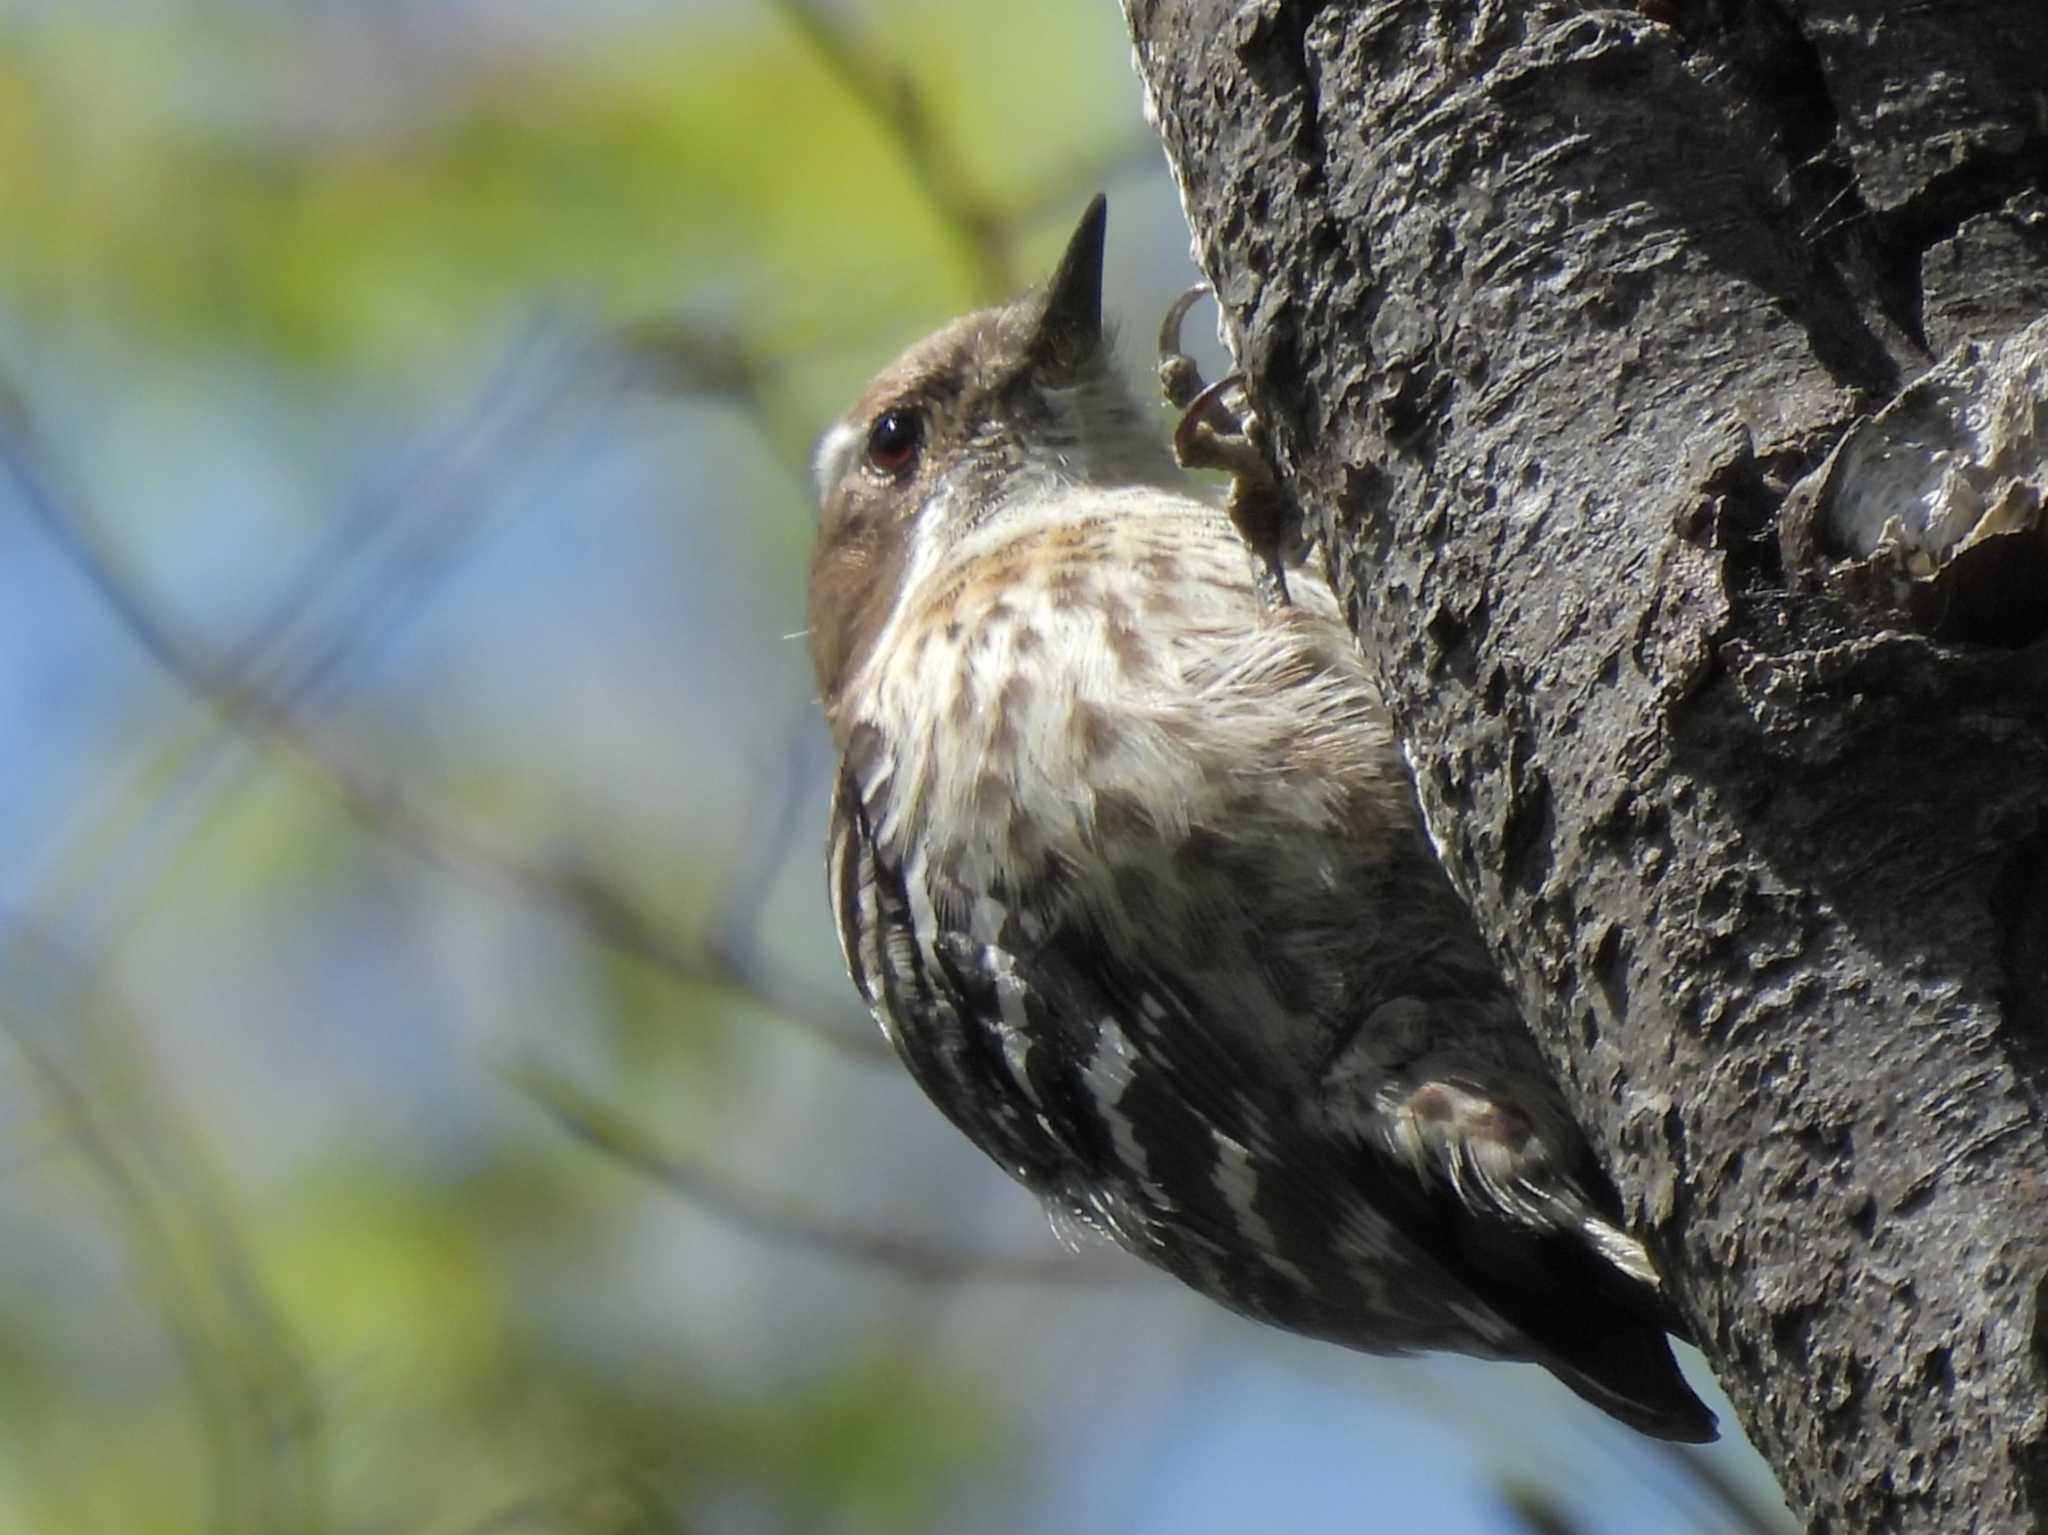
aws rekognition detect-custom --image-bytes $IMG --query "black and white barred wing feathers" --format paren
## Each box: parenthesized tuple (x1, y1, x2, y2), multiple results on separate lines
(828, 731, 1104, 1197)
(829, 732, 1520, 1355)
(827, 731, 1716, 1443)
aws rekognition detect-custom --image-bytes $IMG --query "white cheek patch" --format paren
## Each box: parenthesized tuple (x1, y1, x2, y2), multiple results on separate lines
(812, 419, 864, 501)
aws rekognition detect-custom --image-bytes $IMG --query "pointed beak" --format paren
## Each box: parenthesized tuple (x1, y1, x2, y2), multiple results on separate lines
(1026, 194, 1107, 373)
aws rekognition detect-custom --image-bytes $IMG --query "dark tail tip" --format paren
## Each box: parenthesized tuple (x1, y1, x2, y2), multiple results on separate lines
(1548, 1325, 1719, 1443)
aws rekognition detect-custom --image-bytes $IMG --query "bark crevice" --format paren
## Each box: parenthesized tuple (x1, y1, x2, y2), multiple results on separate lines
(1125, 1, 2048, 1527)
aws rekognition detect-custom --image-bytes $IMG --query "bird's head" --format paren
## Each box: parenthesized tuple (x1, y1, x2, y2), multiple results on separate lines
(806, 196, 1178, 713)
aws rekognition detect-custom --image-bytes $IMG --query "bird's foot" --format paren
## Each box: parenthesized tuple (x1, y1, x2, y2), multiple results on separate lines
(1158, 284, 1300, 609)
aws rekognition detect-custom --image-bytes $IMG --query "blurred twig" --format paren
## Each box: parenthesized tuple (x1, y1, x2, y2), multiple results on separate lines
(237, 321, 579, 711)
(449, 1463, 697, 1535)
(765, 0, 1013, 298)
(0, 922, 327, 1535)
(510, 1056, 1131, 1287)
(701, 714, 849, 1022)
(1499, 1486, 1593, 1535)
(8, 321, 586, 965)
(0, 368, 892, 1063)
(768, 0, 1183, 308)
(1648, 1434, 1796, 1535)
(606, 313, 828, 501)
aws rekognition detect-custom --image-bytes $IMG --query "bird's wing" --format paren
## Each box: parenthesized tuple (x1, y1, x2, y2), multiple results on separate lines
(827, 743, 1516, 1354)
(827, 742, 1717, 1440)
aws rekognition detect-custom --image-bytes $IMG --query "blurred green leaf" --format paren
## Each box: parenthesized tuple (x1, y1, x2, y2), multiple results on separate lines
(0, 2, 1130, 377)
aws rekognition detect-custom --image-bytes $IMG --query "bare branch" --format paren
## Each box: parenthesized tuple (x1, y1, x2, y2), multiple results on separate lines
(0, 923, 325, 1535)
(0, 368, 892, 1063)
(765, 0, 1014, 297)
(508, 1056, 1133, 1287)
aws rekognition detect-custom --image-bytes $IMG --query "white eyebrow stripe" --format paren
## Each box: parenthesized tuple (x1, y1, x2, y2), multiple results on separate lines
(812, 420, 864, 499)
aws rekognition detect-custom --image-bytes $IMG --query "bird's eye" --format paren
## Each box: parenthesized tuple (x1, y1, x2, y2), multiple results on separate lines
(865, 408, 923, 477)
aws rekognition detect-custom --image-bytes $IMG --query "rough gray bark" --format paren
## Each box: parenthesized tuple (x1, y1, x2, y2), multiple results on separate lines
(1122, 2, 2048, 1530)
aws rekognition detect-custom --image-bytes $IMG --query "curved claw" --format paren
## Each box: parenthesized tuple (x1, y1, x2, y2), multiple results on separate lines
(1158, 283, 1212, 363)
(1172, 371, 1248, 469)
(1157, 283, 1215, 411)
(1168, 367, 1297, 609)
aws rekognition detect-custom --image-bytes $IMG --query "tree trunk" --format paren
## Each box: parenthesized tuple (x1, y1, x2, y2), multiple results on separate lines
(1122, 2, 2048, 1529)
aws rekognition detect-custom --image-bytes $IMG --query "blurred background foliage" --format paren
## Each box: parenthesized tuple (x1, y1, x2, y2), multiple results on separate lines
(0, 3, 1792, 1533)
